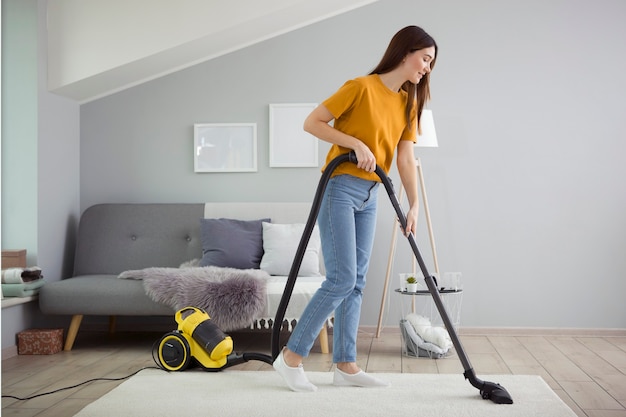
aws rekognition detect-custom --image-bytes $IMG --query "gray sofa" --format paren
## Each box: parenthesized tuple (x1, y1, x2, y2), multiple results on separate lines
(39, 203, 329, 352)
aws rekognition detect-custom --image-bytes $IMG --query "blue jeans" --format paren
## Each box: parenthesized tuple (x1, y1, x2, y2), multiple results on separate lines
(287, 174, 379, 363)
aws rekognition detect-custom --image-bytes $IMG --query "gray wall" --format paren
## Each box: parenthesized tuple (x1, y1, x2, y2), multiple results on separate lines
(36, 0, 81, 286)
(75, 0, 626, 330)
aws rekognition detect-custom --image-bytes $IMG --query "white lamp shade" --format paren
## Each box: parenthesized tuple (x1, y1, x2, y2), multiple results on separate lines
(416, 109, 438, 147)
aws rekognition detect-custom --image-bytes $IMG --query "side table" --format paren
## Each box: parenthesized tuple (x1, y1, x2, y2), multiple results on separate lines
(395, 288, 463, 330)
(396, 288, 463, 359)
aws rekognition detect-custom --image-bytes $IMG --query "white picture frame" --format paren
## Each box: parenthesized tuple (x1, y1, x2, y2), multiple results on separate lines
(194, 123, 257, 172)
(269, 103, 319, 167)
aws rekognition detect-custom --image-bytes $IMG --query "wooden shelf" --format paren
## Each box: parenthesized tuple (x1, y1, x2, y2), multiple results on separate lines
(1, 295, 38, 309)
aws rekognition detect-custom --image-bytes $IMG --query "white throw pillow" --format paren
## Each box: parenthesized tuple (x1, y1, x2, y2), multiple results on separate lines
(260, 222, 321, 276)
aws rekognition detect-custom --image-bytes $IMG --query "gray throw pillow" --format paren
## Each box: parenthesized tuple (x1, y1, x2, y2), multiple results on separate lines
(199, 218, 270, 269)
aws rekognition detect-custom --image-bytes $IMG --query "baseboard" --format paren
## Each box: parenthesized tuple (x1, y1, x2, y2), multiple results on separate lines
(2, 345, 18, 360)
(363, 325, 626, 337)
(457, 327, 626, 337)
(81, 322, 173, 333)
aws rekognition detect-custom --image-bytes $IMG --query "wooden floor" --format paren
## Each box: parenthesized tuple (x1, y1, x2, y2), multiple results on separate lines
(2, 328, 626, 417)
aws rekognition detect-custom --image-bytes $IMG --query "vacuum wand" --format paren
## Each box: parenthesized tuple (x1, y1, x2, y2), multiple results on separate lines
(373, 157, 513, 405)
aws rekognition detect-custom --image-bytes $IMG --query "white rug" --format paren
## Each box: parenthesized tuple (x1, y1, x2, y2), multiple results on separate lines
(74, 369, 576, 417)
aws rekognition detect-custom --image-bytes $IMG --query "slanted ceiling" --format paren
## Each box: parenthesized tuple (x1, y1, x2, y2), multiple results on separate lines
(47, 0, 378, 103)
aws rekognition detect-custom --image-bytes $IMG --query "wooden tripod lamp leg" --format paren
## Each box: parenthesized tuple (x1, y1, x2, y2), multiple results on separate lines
(416, 157, 439, 274)
(375, 157, 440, 337)
(376, 187, 404, 338)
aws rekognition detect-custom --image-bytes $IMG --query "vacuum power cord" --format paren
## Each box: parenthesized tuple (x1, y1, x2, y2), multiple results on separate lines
(2, 366, 160, 401)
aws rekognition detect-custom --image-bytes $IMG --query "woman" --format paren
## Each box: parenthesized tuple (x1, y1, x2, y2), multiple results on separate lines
(273, 25, 438, 392)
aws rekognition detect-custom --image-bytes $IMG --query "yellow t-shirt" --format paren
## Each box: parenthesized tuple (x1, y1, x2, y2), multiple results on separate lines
(321, 74, 417, 182)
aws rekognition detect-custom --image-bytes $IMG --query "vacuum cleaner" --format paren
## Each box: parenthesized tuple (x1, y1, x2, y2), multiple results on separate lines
(156, 307, 233, 371)
(155, 151, 513, 404)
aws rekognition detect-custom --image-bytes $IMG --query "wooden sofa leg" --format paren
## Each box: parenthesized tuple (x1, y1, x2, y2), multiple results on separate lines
(319, 322, 330, 354)
(109, 316, 116, 334)
(64, 314, 83, 351)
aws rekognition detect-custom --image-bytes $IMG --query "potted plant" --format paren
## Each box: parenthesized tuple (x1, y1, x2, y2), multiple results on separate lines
(406, 276, 419, 293)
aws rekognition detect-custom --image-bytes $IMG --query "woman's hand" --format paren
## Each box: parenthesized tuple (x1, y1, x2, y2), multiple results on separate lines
(303, 105, 376, 172)
(353, 144, 377, 173)
(404, 205, 418, 237)
(397, 140, 419, 236)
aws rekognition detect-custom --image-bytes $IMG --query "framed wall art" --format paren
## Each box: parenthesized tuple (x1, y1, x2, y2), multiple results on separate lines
(194, 123, 257, 172)
(269, 103, 318, 167)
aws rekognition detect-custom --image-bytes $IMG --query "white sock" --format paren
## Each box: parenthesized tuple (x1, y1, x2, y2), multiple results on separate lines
(333, 368, 391, 388)
(273, 349, 317, 392)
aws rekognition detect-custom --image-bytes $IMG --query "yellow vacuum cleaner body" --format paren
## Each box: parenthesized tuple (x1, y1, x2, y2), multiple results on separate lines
(156, 307, 233, 371)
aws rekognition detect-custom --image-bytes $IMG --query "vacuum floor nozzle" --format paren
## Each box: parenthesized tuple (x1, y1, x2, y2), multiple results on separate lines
(480, 381, 514, 404)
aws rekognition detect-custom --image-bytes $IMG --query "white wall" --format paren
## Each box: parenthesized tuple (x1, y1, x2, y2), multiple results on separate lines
(1, 0, 40, 351)
(1, 0, 38, 264)
(1, 0, 80, 351)
(79, 0, 626, 330)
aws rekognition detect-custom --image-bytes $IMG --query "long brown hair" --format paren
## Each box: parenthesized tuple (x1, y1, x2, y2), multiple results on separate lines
(370, 26, 438, 133)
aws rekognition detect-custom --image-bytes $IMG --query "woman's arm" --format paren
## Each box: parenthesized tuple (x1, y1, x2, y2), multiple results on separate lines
(303, 104, 377, 173)
(397, 140, 419, 236)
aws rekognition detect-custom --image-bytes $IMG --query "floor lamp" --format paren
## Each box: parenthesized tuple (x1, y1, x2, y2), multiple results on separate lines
(375, 109, 439, 338)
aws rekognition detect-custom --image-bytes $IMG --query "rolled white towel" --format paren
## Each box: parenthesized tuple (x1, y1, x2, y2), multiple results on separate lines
(1, 268, 24, 284)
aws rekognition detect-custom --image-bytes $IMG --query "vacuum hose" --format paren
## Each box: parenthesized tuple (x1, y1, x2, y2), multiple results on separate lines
(271, 152, 357, 360)
(221, 152, 357, 369)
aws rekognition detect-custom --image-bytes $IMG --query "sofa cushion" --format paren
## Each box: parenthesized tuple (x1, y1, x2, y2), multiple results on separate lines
(199, 218, 270, 269)
(39, 275, 174, 316)
(260, 222, 321, 276)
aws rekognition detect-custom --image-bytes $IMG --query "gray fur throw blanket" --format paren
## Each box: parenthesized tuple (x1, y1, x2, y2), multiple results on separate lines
(118, 266, 268, 332)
